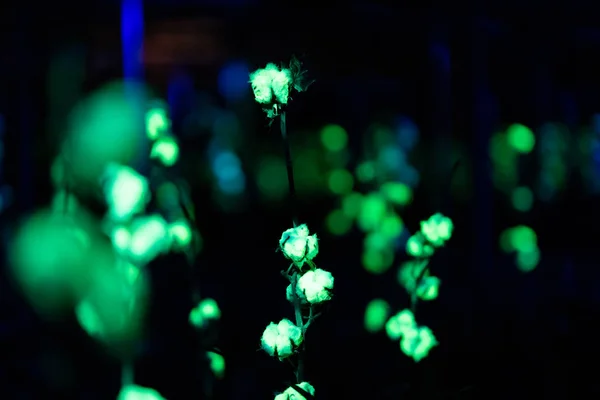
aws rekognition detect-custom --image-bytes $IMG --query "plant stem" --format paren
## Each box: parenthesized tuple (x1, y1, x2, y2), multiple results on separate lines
(121, 361, 134, 386)
(279, 111, 298, 227)
(411, 259, 431, 314)
(290, 272, 305, 383)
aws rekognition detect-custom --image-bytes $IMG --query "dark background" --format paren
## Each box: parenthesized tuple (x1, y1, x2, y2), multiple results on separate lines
(2, 2, 600, 399)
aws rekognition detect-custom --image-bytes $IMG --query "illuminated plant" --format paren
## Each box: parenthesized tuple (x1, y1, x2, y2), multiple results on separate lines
(72, 99, 218, 399)
(382, 213, 453, 361)
(9, 87, 221, 399)
(251, 59, 327, 399)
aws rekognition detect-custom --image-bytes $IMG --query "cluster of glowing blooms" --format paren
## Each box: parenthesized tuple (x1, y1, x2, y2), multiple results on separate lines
(406, 213, 453, 257)
(397, 260, 440, 301)
(506, 123, 535, 154)
(500, 225, 540, 272)
(386, 309, 438, 362)
(364, 298, 391, 333)
(189, 298, 221, 328)
(117, 384, 166, 400)
(102, 164, 150, 222)
(145, 102, 179, 167)
(261, 319, 303, 360)
(279, 224, 319, 268)
(110, 215, 174, 266)
(207, 351, 225, 379)
(274, 382, 315, 400)
(287, 268, 334, 304)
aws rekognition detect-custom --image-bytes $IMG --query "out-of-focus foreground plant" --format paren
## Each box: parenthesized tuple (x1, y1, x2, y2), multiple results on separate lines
(8, 82, 221, 399)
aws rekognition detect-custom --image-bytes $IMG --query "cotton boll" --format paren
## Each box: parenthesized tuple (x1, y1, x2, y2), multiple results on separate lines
(249, 68, 274, 104)
(275, 382, 316, 400)
(117, 384, 166, 400)
(297, 269, 334, 304)
(279, 224, 319, 268)
(102, 163, 150, 222)
(127, 215, 172, 265)
(385, 309, 416, 340)
(261, 319, 303, 360)
(270, 69, 292, 104)
(261, 322, 280, 357)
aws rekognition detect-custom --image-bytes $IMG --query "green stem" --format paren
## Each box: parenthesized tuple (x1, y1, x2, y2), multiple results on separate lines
(280, 111, 298, 227)
(411, 258, 430, 314)
(290, 272, 305, 383)
(121, 361, 134, 386)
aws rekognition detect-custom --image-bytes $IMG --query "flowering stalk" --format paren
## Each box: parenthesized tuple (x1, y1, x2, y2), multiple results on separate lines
(145, 103, 224, 395)
(252, 59, 327, 399)
(386, 213, 454, 363)
(410, 161, 460, 314)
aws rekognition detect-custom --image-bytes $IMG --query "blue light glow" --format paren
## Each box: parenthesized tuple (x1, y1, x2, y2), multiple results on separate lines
(121, 0, 144, 80)
(218, 60, 250, 102)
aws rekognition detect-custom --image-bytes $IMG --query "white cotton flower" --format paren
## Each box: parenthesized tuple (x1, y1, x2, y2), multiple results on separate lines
(274, 382, 316, 400)
(249, 63, 293, 105)
(270, 68, 292, 104)
(249, 67, 274, 104)
(261, 319, 303, 360)
(385, 309, 416, 340)
(279, 224, 319, 268)
(297, 268, 334, 304)
(127, 215, 172, 265)
(117, 384, 166, 400)
(102, 163, 150, 222)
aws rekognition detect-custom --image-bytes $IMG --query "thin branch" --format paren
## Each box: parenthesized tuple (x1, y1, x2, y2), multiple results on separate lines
(411, 258, 431, 314)
(290, 272, 305, 383)
(279, 111, 298, 227)
(121, 361, 134, 387)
